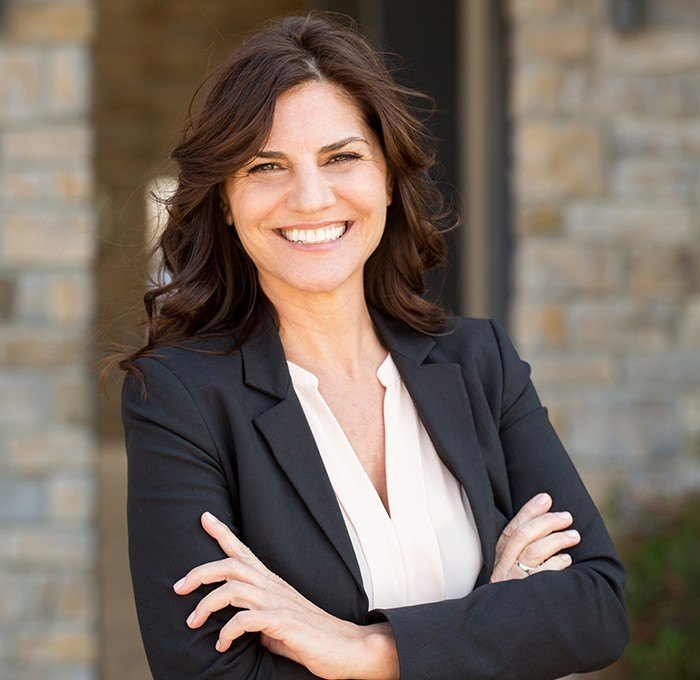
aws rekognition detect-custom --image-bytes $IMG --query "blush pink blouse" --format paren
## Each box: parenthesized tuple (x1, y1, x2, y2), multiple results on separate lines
(287, 351, 483, 611)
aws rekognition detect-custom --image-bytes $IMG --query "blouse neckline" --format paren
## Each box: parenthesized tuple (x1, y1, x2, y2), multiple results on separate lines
(286, 351, 399, 389)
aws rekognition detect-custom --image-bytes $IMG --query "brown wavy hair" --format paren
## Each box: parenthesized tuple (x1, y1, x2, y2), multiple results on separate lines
(100, 11, 457, 387)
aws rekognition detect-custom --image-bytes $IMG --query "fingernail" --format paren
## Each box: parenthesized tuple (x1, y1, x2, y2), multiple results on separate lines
(204, 511, 220, 523)
(215, 639, 223, 652)
(173, 577, 186, 590)
(565, 530, 580, 539)
(556, 511, 572, 520)
(186, 611, 196, 626)
(536, 493, 549, 505)
(562, 554, 572, 564)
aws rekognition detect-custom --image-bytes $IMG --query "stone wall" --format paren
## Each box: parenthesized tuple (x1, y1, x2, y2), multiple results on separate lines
(508, 0, 700, 499)
(0, 1, 98, 678)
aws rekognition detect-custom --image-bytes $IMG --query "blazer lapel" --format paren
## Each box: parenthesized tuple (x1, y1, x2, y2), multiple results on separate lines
(240, 311, 368, 599)
(369, 307, 498, 584)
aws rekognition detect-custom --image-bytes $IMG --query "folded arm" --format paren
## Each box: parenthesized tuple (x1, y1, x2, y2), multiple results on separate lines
(364, 319, 629, 680)
(122, 357, 321, 679)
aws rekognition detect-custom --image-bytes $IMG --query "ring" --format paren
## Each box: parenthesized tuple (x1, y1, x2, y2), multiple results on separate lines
(515, 560, 538, 574)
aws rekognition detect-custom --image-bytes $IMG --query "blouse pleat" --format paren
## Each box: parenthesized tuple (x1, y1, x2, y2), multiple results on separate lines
(287, 352, 482, 610)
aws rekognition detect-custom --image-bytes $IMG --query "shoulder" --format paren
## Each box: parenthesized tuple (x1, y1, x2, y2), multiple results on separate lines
(431, 315, 519, 365)
(122, 333, 244, 403)
(430, 315, 531, 397)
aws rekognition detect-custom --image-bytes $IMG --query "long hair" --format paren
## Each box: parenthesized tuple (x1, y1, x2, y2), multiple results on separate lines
(101, 11, 457, 387)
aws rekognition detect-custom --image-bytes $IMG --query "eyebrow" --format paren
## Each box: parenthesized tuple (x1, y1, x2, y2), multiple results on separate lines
(255, 136, 370, 159)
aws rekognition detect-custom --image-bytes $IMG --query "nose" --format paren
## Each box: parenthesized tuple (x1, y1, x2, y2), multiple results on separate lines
(285, 164, 336, 214)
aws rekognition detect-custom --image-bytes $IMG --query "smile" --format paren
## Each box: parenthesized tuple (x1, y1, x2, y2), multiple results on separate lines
(277, 222, 349, 245)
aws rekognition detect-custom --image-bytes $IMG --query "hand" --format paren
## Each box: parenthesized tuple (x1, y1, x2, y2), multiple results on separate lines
(489, 493, 581, 583)
(173, 512, 397, 680)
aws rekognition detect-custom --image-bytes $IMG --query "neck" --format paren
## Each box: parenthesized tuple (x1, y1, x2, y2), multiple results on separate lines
(261, 278, 385, 376)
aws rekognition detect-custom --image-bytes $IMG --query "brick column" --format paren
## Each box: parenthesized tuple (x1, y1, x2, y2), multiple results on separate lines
(508, 0, 700, 498)
(0, 1, 98, 677)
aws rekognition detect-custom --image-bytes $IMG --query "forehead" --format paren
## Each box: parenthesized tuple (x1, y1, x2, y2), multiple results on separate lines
(264, 81, 372, 148)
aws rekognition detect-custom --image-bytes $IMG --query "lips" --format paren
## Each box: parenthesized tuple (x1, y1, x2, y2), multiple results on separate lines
(275, 221, 352, 245)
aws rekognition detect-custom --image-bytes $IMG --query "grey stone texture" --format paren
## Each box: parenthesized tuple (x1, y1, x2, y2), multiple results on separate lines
(0, 0, 98, 678)
(508, 0, 700, 497)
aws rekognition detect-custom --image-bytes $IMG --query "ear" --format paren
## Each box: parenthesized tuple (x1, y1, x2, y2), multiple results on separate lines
(218, 184, 234, 226)
(386, 172, 394, 207)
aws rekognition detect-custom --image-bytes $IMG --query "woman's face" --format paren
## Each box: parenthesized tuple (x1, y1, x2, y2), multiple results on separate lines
(222, 80, 393, 302)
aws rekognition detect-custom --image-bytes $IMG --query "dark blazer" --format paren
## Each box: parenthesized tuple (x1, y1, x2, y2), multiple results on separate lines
(122, 306, 629, 680)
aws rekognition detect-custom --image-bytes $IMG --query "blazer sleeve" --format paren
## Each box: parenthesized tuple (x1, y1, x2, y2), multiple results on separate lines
(365, 319, 630, 680)
(122, 357, 320, 679)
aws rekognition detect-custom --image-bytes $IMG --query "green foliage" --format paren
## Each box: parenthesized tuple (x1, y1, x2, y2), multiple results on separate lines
(602, 492, 700, 679)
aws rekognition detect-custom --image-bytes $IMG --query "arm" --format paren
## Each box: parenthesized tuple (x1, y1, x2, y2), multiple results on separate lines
(364, 319, 630, 680)
(122, 357, 320, 679)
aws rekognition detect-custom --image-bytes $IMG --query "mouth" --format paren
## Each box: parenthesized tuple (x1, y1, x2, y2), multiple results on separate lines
(275, 221, 351, 245)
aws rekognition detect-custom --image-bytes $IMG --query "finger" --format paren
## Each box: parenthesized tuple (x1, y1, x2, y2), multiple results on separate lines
(216, 608, 290, 653)
(499, 510, 573, 567)
(518, 529, 580, 568)
(186, 579, 265, 629)
(495, 493, 552, 557)
(491, 511, 574, 582)
(173, 556, 269, 595)
(535, 553, 573, 573)
(201, 512, 277, 578)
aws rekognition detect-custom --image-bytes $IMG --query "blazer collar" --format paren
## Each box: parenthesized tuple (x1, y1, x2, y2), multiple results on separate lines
(240, 305, 437, 398)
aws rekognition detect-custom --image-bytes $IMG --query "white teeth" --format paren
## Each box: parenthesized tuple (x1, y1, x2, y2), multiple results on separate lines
(279, 223, 347, 244)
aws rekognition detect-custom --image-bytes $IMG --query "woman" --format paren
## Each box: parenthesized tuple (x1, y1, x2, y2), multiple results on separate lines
(115, 12, 629, 680)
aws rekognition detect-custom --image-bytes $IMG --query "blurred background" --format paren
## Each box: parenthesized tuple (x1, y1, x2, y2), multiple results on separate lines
(0, 0, 699, 678)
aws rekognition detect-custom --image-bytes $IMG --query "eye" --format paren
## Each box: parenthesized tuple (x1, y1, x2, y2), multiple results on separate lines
(248, 162, 281, 174)
(326, 152, 361, 165)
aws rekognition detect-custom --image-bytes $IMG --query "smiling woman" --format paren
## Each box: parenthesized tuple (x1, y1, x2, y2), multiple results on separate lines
(105, 11, 629, 680)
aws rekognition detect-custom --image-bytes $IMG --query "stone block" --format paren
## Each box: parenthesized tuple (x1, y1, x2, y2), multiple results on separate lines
(0, 170, 44, 202)
(512, 301, 566, 350)
(612, 118, 700, 155)
(567, 390, 681, 464)
(528, 352, 618, 385)
(16, 271, 94, 324)
(621, 351, 700, 390)
(514, 202, 562, 235)
(0, 277, 14, 320)
(15, 626, 96, 665)
(515, 122, 604, 198)
(1, 124, 92, 164)
(0, 526, 93, 568)
(561, 70, 685, 116)
(4, 429, 94, 475)
(516, 240, 625, 298)
(611, 158, 696, 199)
(51, 374, 92, 426)
(566, 300, 676, 351)
(515, 22, 591, 62)
(0, 47, 43, 123)
(599, 28, 700, 74)
(511, 64, 564, 116)
(508, 0, 599, 22)
(0, 167, 92, 203)
(0, 478, 46, 522)
(0, 375, 45, 429)
(46, 46, 91, 116)
(7, 2, 95, 43)
(0, 208, 96, 265)
(680, 393, 700, 435)
(628, 246, 696, 299)
(680, 297, 700, 348)
(51, 167, 93, 201)
(48, 474, 95, 521)
(564, 201, 694, 245)
(2, 330, 85, 368)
